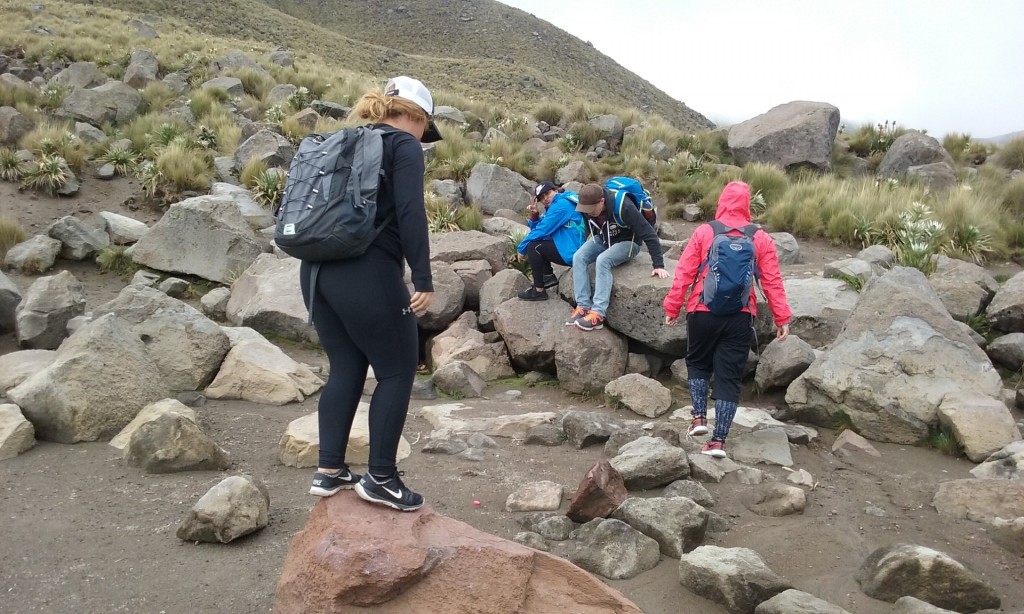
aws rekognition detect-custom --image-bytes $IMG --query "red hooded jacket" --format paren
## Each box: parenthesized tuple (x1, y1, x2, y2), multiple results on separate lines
(663, 181, 792, 326)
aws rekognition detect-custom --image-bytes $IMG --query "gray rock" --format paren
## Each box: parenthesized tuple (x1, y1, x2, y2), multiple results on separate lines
(430, 230, 508, 275)
(588, 114, 625, 148)
(603, 426, 646, 457)
(908, 162, 957, 192)
(93, 284, 230, 392)
(428, 179, 465, 209)
(555, 326, 629, 395)
(8, 314, 170, 442)
(481, 215, 529, 239)
(466, 432, 497, 449)
(555, 160, 588, 184)
(787, 267, 1001, 444)
(782, 277, 858, 348)
(988, 270, 1024, 333)
(428, 311, 514, 381)
(15, 270, 85, 349)
(176, 475, 269, 543)
(465, 163, 533, 214)
(735, 467, 764, 485)
(449, 259, 490, 310)
(0, 271, 21, 333)
(937, 391, 1021, 462)
(728, 101, 840, 171)
(130, 269, 160, 287)
(127, 18, 159, 39)
(878, 132, 956, 178)
(689, 454, 744, 483)
(988, 516, 1024, 556)
(267, 49, 294, 67)
(0, 106, 34, 146)
(754, 336, 815, 391)
(786, 468, 815, 488)
(493, 297, 571, 372)
(512, 531, 549, 551)
(233, 129, 293, 172)
(604, 373, 672, 418)
(47, 215, 109, 260)
(432, 360, 485, 399)
(124, 410, 230, 473)
(421, 436, 468, 455)
(48, 61, 106, 89)
(211, 50, 268, 76)
(123, 49, 159, 89)
(730, 427, 794, 466)
(133, 195, 267, 284)
(162, 73, 188, 94)
(0, 404, 35, 460)
(610, 436, 690, 490)
(745, 482, 806, 516)
(97, 211, 148, 245)
(932, 479, 1024, 523)
(505, 480, 563, 512)
(410, 378, 437, 400)
(206, 337, 322, 405)
(969, 441, 1024, 480)
(678, 545, 792, 614)
(157, 277, 189, 298)
(4, 233, 57, 274)
(988, 332, 1024, 370)
(663, 480, 715, 507)
(0, 349, 56, 394)
(200, 287, 231, 321)
(569, 518, 660, 580)
(524, 423, 564, 446)
(310, 100, 348, 119)
(649, 139, 674, 162)
(856, 543, 1000, 612)
(561, 410, 626, 449)
(208, 183, 276, 230)
(891, 596, 959, 614)
(611, 496, 709, 557)
(754, 589, 852, 614)
(823, 257, 874, 285)
(856, 244, 895, 268)
(405, 262, 465, 332)
(930, 255, 999, 322)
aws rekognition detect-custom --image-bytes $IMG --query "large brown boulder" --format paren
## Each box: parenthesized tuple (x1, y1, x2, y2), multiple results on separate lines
(727, 101, 841, 172)
(276, 493, 642, 614)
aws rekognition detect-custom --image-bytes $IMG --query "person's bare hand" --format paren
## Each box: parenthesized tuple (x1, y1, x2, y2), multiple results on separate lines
(665, 315, 678, 327)
(651, 268, 669, 279)
(527, 202, 538, 214)
(776, 324, 790, 341)
(410, 291, 433, 315)
(514, 252, 526, 262)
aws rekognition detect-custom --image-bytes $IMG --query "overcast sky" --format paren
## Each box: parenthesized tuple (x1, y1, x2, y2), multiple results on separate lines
(499, 0, 1023, 138)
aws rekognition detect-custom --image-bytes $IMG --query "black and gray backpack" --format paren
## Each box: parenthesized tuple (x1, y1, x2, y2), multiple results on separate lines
(274, 125, 390, 262)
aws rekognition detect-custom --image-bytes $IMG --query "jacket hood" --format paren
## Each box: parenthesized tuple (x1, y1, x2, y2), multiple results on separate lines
(715, 181, 752, 226)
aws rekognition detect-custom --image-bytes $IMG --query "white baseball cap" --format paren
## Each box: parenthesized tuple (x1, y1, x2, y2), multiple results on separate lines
(384, 76, 442, 143)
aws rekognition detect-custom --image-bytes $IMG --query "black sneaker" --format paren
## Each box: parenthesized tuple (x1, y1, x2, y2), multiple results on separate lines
(517, 287, 548, 301)
(354, 471, 424, 511)
(309, 466, 360, 497)
(542, 273, 559, 289)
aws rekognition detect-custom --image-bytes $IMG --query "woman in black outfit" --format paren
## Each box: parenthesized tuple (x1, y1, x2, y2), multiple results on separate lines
(304, 76, 441, 511)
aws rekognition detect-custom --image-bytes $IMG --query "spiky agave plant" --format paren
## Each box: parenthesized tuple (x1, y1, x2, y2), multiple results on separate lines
(100, 146, 139, 176)
(0, 148, 24, 182)
(250, 170, 286, 210)
(20, 154, 69, 195)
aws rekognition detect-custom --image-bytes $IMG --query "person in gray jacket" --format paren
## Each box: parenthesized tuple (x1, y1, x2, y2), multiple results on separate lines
(566, 183, 669, 331)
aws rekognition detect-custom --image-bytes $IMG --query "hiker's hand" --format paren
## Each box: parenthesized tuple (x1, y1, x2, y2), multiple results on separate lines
(665, 315, 678, 327)
(776, 324, 790, 341)
(652, 268, 669, 279)
(527, 202, 538, 214)
(514, 252, 526, 262)
(410, 291, 433, 315)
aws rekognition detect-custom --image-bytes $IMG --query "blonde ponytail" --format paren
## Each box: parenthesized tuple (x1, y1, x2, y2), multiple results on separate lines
(352, 88, 427, 123)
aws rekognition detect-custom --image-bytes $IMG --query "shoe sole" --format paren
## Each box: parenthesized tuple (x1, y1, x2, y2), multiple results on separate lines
(309, 483, 354, 497)
(518, 295, 548, 301)
(354, 482, 423, 512)
(701, 449, 727, 459)
(575, 321, 604, 331)
(688, 426, 709, 436)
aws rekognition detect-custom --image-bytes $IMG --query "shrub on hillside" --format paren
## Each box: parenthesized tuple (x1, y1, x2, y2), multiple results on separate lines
(123, 113, 190, 155)
(844, 121, 906, 157)
(0, 83, 38, 108)
(740, 163, 789, 205)
(99, 146, 139, 176)
(138, 144, 212, 200)
(1000, 177, 1024, 218)
(0, 216, 27, 260)
(240, 158, 269, 188)
(140, 81, 176, 114)
(532, 102, 566, 127)
(250, 170, 285, 210)
(189, 87, 230, 119)
(96, 245, 139, 277)
(230, 68, 276, 100)
(995, 137, 1024, 171)
(19, 124, 90, 173)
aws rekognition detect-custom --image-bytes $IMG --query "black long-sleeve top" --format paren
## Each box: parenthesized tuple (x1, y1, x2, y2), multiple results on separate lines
(370, 126, 433, 292)
(584, 188, 665, 269)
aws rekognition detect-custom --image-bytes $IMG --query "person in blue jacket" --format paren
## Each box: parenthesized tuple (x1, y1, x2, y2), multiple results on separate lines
(516, 181, 586, 301)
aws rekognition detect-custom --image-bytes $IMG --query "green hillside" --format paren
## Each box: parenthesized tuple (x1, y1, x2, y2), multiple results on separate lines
(69, 0, 713, 131)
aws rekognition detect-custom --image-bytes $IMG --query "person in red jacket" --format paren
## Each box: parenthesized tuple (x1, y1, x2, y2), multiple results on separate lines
(663, 181, 792, 459)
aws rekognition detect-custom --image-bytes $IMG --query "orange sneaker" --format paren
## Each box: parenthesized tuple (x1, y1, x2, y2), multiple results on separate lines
(575, 311, 605, 331)
(565, 306, 590, 326)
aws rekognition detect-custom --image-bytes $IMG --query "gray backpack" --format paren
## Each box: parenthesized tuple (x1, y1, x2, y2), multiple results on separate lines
(274, 126, 390, 262)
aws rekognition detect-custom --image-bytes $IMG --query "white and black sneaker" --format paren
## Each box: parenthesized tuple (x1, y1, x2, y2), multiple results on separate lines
(309, 466, 360, 497)
(354, 471, 424, 511)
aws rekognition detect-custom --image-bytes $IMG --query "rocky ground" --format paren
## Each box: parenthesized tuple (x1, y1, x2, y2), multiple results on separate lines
(2, 183, 1024, 614)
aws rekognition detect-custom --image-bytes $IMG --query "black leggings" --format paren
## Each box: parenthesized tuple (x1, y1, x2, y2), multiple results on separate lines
(299, 251, 418, 475)
(685, 311, 753, 403)
(525, 239, 568, 287)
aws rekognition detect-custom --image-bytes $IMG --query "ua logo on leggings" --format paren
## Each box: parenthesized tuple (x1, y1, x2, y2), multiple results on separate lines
(401, 306, 413, 315)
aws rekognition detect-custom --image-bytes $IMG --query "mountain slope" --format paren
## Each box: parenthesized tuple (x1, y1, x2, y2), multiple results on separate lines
(74, 0, 713, 131)
(978, 130, 1024, 146)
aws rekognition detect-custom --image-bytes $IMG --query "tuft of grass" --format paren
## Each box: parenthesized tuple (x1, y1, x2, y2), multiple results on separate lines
(149, 143, 213, 199)
(965, 312, 990, 337)
(20, 155, 69, 195)
(0, 83, 39, 108)
(240, 158, 269, 188)
(832, 272, 865, 292)
(19, 123, 90, 173)
(0, 216, 28, 260)
(425, 193, 461, 233)
(96, 246, 140, 277)
(122, 113, 190, 156)
(229, 68, 276, 100)
(740, 162, 789, 206)
(457, 203, 483, 232)
(831, 410, 857, 435)
(532, 101, 566, 127)
(140, 81, 177, 114)
(926, 424, 961, 457)
(994, 137, 1024, 171)
(0, 148, 25, 182)
(1001, 177, 1024, 217)
(99, 146, 139, 176)
(189, 87, 230, 119)
(250, 170, 285, 209)
(507, 228, 531, 276)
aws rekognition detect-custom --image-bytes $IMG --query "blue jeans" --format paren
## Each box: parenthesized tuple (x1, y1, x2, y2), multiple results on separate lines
(572, 238, 640, 317)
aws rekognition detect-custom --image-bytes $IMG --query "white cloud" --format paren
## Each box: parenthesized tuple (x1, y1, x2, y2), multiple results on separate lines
(500, 0, 1024, 137)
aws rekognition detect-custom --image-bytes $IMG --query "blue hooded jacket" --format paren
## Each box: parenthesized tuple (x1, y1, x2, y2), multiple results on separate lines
(516, 191, 586, 263)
